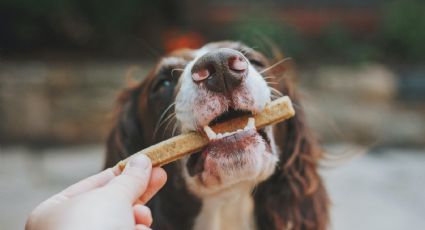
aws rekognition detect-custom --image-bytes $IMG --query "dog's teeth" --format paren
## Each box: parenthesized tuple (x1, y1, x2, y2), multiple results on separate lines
(247, 117, 255, 129)
(203, 126, 217, 140)
(205, 118, 256, 140)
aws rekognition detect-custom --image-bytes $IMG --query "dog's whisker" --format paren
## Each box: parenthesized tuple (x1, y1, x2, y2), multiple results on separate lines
(260, 57, 292, 74)
(238, 46, 252, 56)
(154, 102, 176, 137)
(163, 115, 177, 136)
(269, 86, 282, 93)
(270, 94, 281, 100)
(161, 112, 177, 129)
(245, 44, 259, 51)
(268, 87, 284, 97)
(175, 108, 193, 113)
(158, 112, 177, 138)
(154, 113, 176, 139)
(266, 81, 279, 85)
(172, 123, 179, 136)
(158, 102, 175, 122)
(171, 68, 184, 78)
(292, 102, 302, 110)
(155, 109, 175, 135)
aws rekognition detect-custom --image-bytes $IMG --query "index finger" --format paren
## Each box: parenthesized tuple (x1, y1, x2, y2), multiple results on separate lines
(137, 167, 167, 204)
(60, 166, 122, 198)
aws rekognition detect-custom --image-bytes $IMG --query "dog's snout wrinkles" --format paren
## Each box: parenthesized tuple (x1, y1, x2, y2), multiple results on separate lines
(191, 48, 248, 93)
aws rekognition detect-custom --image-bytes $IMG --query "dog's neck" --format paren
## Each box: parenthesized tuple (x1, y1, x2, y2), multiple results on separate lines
(193, 184, 256, 230)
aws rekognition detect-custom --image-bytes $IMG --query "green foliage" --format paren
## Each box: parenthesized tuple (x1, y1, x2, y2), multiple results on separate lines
(0, 0, 161, 53)
(231, 18, 305, 59)
(381, 0, 425, 60)
(319, 24, 379, 63)
(1, 0, 424, 62)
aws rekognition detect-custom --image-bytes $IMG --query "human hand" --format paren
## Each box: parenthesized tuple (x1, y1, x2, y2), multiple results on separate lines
(26, 154, 167, 230)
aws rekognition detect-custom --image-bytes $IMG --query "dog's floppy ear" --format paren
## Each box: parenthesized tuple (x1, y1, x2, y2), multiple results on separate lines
(104, 84, 146, 168)
(253, 69, 329, 230)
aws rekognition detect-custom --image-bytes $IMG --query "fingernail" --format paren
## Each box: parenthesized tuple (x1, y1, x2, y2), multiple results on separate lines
(137, 226, 152, 230)
(128, 154, 151, 170)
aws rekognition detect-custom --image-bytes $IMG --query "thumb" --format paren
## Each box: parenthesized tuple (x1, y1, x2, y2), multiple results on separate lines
(103, 154, 152, 202)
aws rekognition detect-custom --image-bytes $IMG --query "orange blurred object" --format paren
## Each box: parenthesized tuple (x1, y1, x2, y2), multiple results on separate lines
(163, 30, 205, 53)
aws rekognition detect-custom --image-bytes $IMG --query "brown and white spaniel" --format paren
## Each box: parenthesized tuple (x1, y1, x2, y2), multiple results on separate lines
(105, 41, 329, 230)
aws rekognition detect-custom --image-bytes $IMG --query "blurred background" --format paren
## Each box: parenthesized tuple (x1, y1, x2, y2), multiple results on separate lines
(1, 0, 424, 229)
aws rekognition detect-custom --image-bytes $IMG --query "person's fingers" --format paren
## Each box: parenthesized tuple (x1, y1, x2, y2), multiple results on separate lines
(60, 166, 121, 197)
(26, 167, 122, 229)
(103, 154, 152, 202)
(133, 204, 152, 226)
(25, 193, 70, 230)
(135, 224, 152, 230)
(138, 167, 167, 204)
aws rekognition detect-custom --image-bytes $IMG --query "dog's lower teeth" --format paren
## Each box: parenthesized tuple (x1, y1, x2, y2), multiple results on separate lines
(247, 117, 255, 129)
(203, 117, 256, 140)
(204, 126, 217, 140)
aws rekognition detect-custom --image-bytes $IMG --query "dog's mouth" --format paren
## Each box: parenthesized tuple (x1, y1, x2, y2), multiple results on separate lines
(186, 107, 272, 177)
(208, 108, 252, 127)
(205, 108, 269, 141)
(203, 107, 271, 147)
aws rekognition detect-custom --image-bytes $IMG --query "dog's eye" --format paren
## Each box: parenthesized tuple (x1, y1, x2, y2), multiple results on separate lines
(153, 79, 172, 92)
(248, 59, 265, 68)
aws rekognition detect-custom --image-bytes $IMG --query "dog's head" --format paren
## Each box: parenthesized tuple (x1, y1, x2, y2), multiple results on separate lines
(105, 41, 328, 229)
(175, 42, 281, 196)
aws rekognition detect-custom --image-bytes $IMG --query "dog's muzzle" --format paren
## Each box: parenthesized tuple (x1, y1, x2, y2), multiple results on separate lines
(191, 48, 248, 94)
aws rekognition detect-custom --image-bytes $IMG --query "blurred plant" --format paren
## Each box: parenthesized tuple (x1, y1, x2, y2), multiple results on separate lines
(231, 18, 305, 59)
(319, 24, 379, 63)
(380, 0, 425, 61)
(0, 0, 181, 55)
(231, 18, 382, 64)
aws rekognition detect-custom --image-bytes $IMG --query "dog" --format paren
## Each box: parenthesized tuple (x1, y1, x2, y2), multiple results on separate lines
(105, 41, 329, 230)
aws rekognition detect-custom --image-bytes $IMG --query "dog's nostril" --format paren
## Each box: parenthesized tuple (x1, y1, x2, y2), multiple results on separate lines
(192, 69, 210, 82)
(228, 56, 247, 72)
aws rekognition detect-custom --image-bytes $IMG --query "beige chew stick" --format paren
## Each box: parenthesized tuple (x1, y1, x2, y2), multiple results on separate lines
(117, 96, 295, 169)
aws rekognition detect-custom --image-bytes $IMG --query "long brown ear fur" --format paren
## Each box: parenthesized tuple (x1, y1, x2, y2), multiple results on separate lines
(104, 83, 146, 168)
(253, 61, 330, 230)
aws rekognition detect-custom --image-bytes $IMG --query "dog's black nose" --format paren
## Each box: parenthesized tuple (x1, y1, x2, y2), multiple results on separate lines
(191, 48, 248, 93)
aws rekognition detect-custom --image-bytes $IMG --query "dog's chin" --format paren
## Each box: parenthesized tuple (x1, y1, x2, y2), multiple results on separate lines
(183, 129, 278, 197)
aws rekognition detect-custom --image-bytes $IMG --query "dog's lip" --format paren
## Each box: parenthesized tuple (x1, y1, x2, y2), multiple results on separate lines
(186, 127, 271, 176)
(205, 129, 260, 157)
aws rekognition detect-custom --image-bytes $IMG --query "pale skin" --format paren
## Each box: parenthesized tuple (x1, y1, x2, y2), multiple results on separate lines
(26, 154, 167, 230)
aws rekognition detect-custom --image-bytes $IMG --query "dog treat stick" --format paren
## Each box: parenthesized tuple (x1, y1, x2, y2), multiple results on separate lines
(117, 96, 295, 169)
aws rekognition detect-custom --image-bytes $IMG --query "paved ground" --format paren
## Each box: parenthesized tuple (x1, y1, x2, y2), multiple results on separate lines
(1, 145, 424, 229)
(321, 146, 425, 230)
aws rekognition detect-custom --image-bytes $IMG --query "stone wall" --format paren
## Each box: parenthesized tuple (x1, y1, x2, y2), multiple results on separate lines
(1, 61, 424, 147)
(299, 64, 425, 147)
(0, 61, 150, 145)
